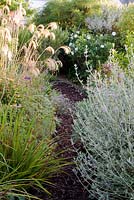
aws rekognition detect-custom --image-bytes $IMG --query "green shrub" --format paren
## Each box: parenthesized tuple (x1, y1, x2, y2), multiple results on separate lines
(20, 74, 56, 137)
(0, 106, 64, 200)
(66, 30, 115, 81)
(0, 70, 56, 137)
(0, 77, 20, 105)
(72, 71, 134, 199)
(34, 0, 101, 29)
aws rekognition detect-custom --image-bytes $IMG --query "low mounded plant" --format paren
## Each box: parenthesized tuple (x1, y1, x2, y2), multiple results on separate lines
(72, 64, 134, 199)
(21, 74, 57, 137)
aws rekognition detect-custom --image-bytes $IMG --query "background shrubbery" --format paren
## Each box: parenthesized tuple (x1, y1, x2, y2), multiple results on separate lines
(34, 0, 101, 29)
(33, 0, 134, 83)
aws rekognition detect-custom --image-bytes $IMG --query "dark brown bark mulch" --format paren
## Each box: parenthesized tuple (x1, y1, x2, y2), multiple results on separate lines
(33, 78, 89, 200)
(53, 79, 86, 103)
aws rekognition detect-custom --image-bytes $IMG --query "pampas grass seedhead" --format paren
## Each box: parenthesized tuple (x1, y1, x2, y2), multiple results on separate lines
(4, 27, 12, 42)
(33, 30, 41, 39)
(43, 29, 50, 38)
(3, 5, 10, 15)
(1, 18, 8, 26)
(45, 58, 59, 72)
(49, 32, 55, 40)
(46, 22, 58, 30)
(28, 40, 37, 50)
(37, 24, 44, 32)
(58, 46, 71, 54)
(28, 23, 36, 33)
(45, 46, 55, 55)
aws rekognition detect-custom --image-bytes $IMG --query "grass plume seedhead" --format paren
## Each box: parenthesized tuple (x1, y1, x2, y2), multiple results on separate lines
(46, 22, 58, 30)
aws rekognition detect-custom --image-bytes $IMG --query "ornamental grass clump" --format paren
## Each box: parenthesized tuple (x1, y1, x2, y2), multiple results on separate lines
(0, 2, 59, 136)
(0, 1, 70, 78)
(72, 66, 134, 199)
(0, 106, 64, 199)
(0, 0, 70, 133)
(0, 1, 70, 199)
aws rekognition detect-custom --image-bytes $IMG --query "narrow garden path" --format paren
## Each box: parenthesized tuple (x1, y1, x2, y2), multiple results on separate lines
(37, 77, 88, 200)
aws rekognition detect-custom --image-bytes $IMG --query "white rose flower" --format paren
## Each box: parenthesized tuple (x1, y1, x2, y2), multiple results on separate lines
(100, 45, 104, 48)
(69, 42, 73, 47)
(86, 35, 91, 40)
(75, 47, 78, 52)
(74, 34, 78, 38)
(112, 32, 116, 36)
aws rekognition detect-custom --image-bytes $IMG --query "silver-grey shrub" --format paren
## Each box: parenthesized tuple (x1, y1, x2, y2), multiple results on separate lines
(72, 74, 134, 199)
(86, 5, 122, 33)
